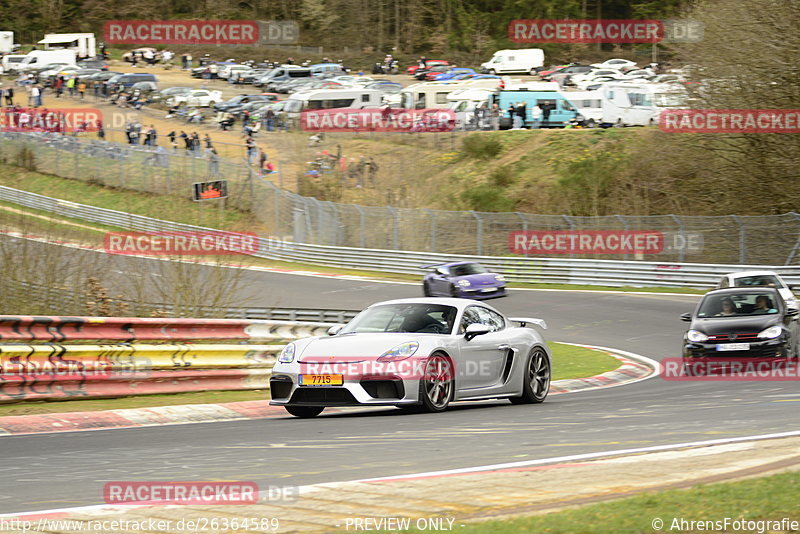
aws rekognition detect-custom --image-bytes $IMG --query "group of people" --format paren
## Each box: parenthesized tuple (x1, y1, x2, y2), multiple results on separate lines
(507, 101, 557, 129)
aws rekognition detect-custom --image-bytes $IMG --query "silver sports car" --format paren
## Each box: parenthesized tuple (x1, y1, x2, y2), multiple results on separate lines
(270, 298, 551, 417)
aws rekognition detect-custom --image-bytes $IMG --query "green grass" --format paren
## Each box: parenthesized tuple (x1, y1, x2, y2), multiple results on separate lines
(549, 342, 620, 381)
(0, 343, 619, 416)
(438, 471, 800, 533)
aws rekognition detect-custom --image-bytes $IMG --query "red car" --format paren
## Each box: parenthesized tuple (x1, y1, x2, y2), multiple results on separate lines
(407, 59, 449, 75)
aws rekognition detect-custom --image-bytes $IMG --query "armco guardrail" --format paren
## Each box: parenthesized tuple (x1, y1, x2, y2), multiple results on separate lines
(0, 186, 798, 289)
(0, 315, 339, 403)
(0, 315, 334, 342)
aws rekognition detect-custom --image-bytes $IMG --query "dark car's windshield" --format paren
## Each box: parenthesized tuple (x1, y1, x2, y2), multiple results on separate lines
(341, 304, 457, 334)
(698, 292, 780, 318)
(449, 263, 488, 277)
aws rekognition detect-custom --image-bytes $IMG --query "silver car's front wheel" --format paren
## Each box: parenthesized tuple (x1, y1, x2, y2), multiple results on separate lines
(510, 348, 550, 404)
(420, 354, 453, 412)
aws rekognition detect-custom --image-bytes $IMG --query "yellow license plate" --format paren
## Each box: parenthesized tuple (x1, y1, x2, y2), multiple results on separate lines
(299, 374, 343, 386)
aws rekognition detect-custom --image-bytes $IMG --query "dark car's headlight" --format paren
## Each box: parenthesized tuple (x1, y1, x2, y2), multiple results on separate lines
(757, 326, 782, 340)
(687, 330, 708, 342)
(278, 343, 296, 363)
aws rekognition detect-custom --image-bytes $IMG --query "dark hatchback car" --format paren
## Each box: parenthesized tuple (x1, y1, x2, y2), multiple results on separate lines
(422, 262, 506, 299)
(681, 288, 799, 361)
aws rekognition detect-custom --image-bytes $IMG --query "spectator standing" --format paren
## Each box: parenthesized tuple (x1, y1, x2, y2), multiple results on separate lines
(531, 103, 542, 129)
(206, 147, 219, 175)
(263, 107, 275, 132)
(146, 125, 158, 146)
(30, 85, 42, 108)
(167, 130, 177, 151)
(78, 81, 86, 100)
(180, 130, 191, 151)
(245, 136, 257, 164)
(4, 86, 14, 106)
(66, 77, 76, 97)
(515, 101, 527, 129)
(54, 76, 64, 98)
(541, 101, 552, 126)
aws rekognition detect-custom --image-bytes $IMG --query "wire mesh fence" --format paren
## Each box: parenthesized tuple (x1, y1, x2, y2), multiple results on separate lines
(1, 131, 798, 265)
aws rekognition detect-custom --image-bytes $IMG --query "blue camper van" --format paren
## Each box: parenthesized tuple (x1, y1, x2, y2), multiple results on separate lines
(492, 82, 579, 128)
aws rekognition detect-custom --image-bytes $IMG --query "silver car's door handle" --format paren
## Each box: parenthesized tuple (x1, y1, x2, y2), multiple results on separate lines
(497, 344, 510, 351)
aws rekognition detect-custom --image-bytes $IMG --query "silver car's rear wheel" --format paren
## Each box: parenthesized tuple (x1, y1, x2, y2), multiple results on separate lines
(420, 354, 453, 412)
(510, 348, 550, 404)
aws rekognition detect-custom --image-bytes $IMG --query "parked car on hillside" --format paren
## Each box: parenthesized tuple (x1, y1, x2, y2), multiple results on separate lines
(167, 88, 223, 108)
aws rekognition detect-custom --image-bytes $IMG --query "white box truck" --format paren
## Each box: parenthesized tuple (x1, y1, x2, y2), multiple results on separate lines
(0, 31, 13, 53)
(481, 49, 544, 75)
(38, 33, 96, 59)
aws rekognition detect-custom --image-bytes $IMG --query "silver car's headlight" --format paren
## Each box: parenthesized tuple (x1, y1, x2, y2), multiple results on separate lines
(457, 279, 471, 287)
(687, 330, 708, 343)
(377, 341, 419, 362)
(757, 326, 782, 340)
(278, 343, 296, 363)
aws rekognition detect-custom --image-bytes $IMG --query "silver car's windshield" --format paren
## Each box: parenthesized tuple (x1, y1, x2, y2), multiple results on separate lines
(341, 304, 457, 334)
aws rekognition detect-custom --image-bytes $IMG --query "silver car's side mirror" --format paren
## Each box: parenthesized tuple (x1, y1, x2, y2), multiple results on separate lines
(327, 325, 343, 336)
(465, 323, 492, 341)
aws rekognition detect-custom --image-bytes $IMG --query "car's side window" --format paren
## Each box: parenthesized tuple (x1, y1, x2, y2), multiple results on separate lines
(458, 307, 483, 334)
(475, 307, 505, 332)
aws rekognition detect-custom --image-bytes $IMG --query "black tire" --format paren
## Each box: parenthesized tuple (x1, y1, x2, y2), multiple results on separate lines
(419, 354, 454, 412)
(423, 282, 432, 297)
(510, 348, 550, 404)
(488, 69, 496, 75)
(615, 119, 624, 128)
(284, 405, 324, 418)
(586, 119, 596, 128)
(529, 68, 538, 75)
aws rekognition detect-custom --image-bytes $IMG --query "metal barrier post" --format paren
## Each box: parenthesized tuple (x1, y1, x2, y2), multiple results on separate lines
(670, 214, 686, 263)
(731, 215, 745, 264)
(471, 211, 483, 255)
(356, 206, 365, 249)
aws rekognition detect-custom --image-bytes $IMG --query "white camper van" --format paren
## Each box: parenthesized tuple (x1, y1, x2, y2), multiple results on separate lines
(38, 33, 96, 59)
(564, 90, 604, 127)
(601, 82, 688, 127)
(400, 78, 502, 110)
(284, 88, 384, 115)
(481, 49, 544, 75)
(0, 31, 14, 54)
(17, 50, 78, 73)
(446, 88, 493, 130)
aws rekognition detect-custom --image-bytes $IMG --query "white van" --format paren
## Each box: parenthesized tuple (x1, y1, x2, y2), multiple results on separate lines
(601, 82, 687, 127)
(17, 50, 77, 73)
(564, 90, 604, 127)
(481, 49, 544, 75)
(400, 78, 502, 109)
(38, 33, 96, 59)
(446, 88, 493, 129)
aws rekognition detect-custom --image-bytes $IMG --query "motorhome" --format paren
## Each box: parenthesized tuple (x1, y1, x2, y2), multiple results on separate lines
(1, 54, 27, 73)
(0, 31, 13, 53)
(400, 78, 502, 110)
(284, 88, 384, 115)
(600, 82, 688, 127)
(563, 90, 604, 127)
(493, 82, 579, 128)
(481, 49, 545, 75)
(257, 65, 312, 89)
(38, 33, 96, 59)
(17, 50, 77, 73)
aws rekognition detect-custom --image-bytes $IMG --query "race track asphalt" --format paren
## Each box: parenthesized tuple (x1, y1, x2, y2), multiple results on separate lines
(2, 259, 797, 514)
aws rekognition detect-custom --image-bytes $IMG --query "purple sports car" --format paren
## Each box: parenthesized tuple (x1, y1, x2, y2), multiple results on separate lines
(422, 262, 506, 299)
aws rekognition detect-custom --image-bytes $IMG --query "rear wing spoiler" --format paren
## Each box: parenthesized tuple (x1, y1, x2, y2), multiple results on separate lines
(509, 317, 547, 330)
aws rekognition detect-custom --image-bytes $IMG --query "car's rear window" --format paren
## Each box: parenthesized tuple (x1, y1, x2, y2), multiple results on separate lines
(733, 275, 784, 289)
